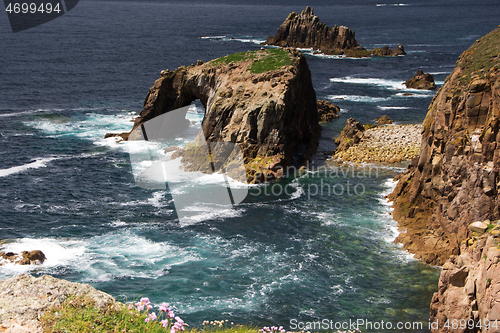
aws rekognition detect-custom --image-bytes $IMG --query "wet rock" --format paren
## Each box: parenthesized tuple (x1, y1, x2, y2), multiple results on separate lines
(0, 250, 46, 266)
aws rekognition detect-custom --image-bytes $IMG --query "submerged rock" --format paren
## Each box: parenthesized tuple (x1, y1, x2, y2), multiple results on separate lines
(264, 7, 405, 58)
(404, 69, 437, 90)
(388, 26, 500, 265)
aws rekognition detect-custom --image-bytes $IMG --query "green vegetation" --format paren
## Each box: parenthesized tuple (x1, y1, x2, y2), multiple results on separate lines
(363, 124, 378, 130)
(248, 48, 293, 74)
(210, 48, 293, 74)
(456, 27, 500, 84)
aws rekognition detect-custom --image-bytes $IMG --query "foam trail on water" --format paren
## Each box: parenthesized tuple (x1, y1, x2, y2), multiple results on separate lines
(0, 158, 56, 177)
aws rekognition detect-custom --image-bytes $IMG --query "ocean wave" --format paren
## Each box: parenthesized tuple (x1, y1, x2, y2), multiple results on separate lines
(377, 106, 411, 110)
(330, 76, 406, 90)
(199, 35, 265, 45)
(328, 94, 390, 103)
(0, 157, 57, 178)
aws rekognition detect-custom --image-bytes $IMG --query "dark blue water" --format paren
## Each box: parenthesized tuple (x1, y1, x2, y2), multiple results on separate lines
(0, 0, 499, 331)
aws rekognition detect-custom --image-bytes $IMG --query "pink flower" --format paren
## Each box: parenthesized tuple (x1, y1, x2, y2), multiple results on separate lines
(145, 317, 150, 323)
(161, 319, 170, 328)
(135, 302, 144, 311)
(159, 303, 169, 313)
(168, 311, 175, 318)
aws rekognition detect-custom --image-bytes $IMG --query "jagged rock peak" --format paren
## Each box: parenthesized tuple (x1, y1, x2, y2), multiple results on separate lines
(388, 26, 500, 265)
(265, 7, 405, 58)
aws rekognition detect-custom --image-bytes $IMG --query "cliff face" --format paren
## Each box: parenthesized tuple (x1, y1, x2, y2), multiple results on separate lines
(121, 48, 321, 183)
(388, 27, 500, 265)
(430, 223, 500, 333)
(265, 7, 405, 58)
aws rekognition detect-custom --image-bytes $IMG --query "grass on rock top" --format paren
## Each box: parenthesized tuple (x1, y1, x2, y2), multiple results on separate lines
(210, 48, 293, 74)
(456, 26, 500, 84)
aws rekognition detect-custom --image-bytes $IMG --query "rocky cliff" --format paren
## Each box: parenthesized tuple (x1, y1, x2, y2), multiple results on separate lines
(264, 7, 406, 58)
(430, 221, 500, 333)
(388, 27, 500, 266)
(109, 48, 321, 183)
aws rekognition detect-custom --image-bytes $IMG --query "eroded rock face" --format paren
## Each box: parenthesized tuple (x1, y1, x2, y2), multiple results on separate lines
(430, 223, 500, 333)
(388, 27, 500, 265)
(317, 100, 340, 122)
(111, 48, 321, 183)
(334, 118, 365, 152)
(374, 114, 393, 125)
(405, 69, 437, 90)
(265, 7, 405, 58)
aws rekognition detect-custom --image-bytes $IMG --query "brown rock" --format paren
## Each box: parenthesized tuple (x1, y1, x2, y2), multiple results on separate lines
(404, 69, 437, 90)
(106, 48, 321, 184)
(317, 100, 340, 122)
(388, 26, 500, 266)
(373, 115, 393, 125)
(264, 7, 404, 58)
(0, 250, 46, 266)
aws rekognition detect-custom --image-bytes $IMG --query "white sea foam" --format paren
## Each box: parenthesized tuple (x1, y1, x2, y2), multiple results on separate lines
(328, 94, 390, 103)
(377, 106, 411, 110)
(330, 76, 406, 90)
(0, 157, 56, 177)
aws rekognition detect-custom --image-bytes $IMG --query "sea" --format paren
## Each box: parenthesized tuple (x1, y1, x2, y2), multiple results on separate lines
(0, 0, 498, 331)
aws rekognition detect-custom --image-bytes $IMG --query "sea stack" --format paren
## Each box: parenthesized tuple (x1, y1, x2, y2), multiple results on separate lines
(106, 48, 321, 183)
(265, 6, 406, 58)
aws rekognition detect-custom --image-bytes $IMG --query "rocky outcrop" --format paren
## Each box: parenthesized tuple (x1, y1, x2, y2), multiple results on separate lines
(317, 99, 340, 122)
(108, 48, 321, 183)
(0, 274, 119, 333)
(264, 7, 405, 58)
(388, 27, 500, 265)
(430, 221, 500, 333)
(371, 45, 406, 57)
(405, 69, 437, 90)
(333, 118, 421, 164)
(374, 114, 393, 125)
(0, 250, 46, 266)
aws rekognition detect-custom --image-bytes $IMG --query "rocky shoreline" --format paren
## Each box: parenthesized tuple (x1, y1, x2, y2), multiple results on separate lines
(0, 274, 119, 333)
(331, 117, 422, 164)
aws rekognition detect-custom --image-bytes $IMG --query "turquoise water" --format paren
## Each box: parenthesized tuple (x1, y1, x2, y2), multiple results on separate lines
(2, 0, 499, 331)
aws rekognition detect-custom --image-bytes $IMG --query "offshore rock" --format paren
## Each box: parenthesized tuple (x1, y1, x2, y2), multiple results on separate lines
(373, 114, 393, 125)
(388, 27, 500, 265)
(317, 99, 340, 122)
(265, 7, 405, 58)
(107, 48, 321, 183)
(430, 226, 500, 333)
(405, 69, 437, 90)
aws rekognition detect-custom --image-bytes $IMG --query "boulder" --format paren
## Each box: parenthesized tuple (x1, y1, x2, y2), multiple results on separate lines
(0, 250, 46, 266)
(469, 221, 488, 234)
(317, 100, 340, 122)
(404, 69, 437, 90)
(373, 115, 393, 125)
(334, 118, 365, 151)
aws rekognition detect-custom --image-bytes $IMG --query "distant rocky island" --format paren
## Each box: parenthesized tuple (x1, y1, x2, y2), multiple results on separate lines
(405, 69, 437, 90)
(264, 6, 406, 58)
